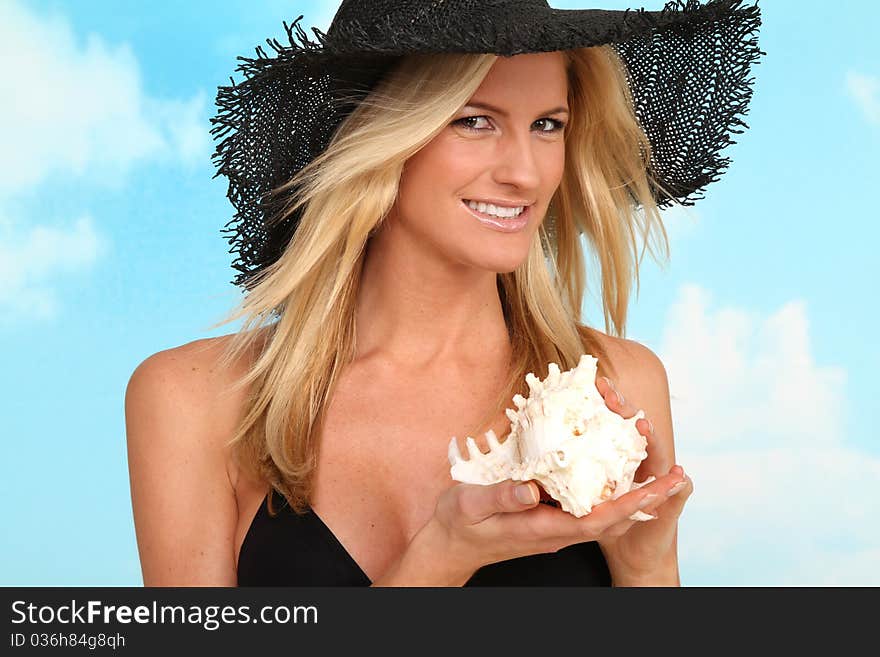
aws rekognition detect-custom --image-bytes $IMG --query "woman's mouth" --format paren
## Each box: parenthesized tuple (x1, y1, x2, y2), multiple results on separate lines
(461, 199, 531, 233)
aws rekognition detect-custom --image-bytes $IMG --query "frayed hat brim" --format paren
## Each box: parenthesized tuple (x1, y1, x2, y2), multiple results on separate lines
(211, 0, 764, 289)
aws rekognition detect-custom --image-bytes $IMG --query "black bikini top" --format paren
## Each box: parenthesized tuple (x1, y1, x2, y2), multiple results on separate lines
(237, 489, 611, 586)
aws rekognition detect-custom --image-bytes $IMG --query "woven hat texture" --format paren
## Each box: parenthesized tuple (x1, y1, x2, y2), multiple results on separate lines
(211, 0, 764, 289)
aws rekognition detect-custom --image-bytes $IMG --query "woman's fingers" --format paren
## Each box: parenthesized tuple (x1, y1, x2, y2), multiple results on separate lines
(634, 416, 671, 481)
(444, 465, 690, 553)
(598, 376, 634, 418)
(663, 473, 694, 508)
(598, 379, 670, 471)
(572, 468, 685, 535)
(452, 480, 539, 524)
(636, 417, 654, 437)
(633, 470, 693, 517)
(505, 468, 675, 544)
(597, 378, 671, 479)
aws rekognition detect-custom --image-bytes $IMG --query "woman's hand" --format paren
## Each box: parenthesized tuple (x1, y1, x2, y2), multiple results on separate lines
(593, 375, 694, 584)
(416, 466, 687, 584)
(376, 373, 692, 587)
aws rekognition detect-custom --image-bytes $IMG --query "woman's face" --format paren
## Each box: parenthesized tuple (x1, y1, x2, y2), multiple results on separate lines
(390, 52, 569, 274)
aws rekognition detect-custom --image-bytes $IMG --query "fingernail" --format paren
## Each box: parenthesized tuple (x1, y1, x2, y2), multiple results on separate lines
(616, 391, 625, 405)
(667, 480, 688, 497)
(638, 493, 659, 509)
(648, 419, 655, 434)
(603, 377, 615, 389)
(516, 484, 537, 505)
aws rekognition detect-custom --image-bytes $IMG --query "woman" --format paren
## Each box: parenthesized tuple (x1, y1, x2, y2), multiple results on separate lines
(125, 0, 762, 586)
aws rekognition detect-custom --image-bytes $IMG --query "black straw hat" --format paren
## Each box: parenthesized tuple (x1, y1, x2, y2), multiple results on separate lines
(211, 0, 764, 289)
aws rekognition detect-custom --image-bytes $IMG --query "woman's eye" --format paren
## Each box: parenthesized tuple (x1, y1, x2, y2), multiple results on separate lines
(454, 116, 492, 131)
(453, 115, 566, 134)
(536, 118, 566, 133)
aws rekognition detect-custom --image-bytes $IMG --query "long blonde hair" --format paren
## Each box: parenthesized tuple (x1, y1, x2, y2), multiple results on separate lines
(207, 46, 674, 515)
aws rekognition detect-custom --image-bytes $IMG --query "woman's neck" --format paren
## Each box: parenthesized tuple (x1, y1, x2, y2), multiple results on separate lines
(353, 222, 511, 369)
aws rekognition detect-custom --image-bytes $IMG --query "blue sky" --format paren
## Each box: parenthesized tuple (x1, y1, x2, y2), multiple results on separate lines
(1, 0, 877, 586)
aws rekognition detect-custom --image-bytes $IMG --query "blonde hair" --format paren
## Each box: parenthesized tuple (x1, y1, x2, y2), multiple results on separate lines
(208, 46, 674, 515)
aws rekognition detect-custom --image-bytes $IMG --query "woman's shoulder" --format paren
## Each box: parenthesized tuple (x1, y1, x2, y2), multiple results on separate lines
(127, 328, 270, 408)
(126, 337, 236, 433)
(590, 328, 664, 373)
(580, 326, 669, 402)
(125, 330, 269, 479)
(124, 333, 260, 585)
(128, 334, 247, 397)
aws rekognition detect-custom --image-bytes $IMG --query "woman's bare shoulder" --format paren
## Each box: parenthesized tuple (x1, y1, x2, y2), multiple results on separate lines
(580, 326, 664, 380)
(124, 330, 266, 585)
(130, 333, 253, 388)
(127, 329, 270, 428)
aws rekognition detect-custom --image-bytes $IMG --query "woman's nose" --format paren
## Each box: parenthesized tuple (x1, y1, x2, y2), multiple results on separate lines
(491, 131, 542, 190)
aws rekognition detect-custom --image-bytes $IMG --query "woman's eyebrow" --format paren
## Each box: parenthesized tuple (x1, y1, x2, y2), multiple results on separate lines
(464, 100, 570, 117)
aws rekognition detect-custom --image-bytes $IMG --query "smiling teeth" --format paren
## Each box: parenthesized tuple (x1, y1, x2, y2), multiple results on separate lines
(465, 200, 525, 218)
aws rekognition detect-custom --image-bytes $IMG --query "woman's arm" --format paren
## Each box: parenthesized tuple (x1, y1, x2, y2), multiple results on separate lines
(594, 336, 687, 586)
(124, 340, 242, 586)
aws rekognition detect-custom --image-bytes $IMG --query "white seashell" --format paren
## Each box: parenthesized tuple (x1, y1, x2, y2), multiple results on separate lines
(448, 354, 656, 521)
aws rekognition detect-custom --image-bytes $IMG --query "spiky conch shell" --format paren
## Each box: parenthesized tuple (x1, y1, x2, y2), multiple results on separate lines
(448, 354, 656, 520)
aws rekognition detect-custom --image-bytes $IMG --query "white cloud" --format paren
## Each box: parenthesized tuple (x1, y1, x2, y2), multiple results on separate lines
(0, 1, 210, 194)
(147, 92, 210, 167)
(845, 71, 880, 126)
(658, 284, 878, 585)
(0, 0, 209, 322)
(658, 202, 700, 253)
(0, 213, 106, 322)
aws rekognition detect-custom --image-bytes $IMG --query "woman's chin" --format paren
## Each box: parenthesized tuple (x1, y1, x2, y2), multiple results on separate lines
(474, 254, 529, 275)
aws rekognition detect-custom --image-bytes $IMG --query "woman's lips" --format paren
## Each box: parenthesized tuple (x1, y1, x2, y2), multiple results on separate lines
(461, 200, 530, 233)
